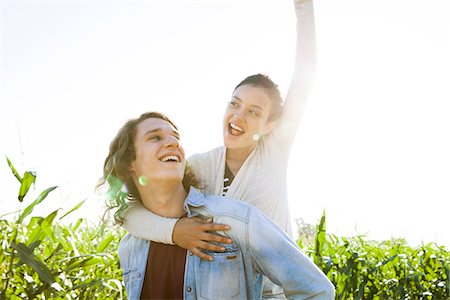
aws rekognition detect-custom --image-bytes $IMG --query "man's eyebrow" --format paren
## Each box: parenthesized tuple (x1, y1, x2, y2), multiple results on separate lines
(144, 128, 162, 136)
(144, 128, 180, 138)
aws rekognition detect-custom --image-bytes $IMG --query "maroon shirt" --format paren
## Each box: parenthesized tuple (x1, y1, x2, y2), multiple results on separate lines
(140, 242, 187, 299)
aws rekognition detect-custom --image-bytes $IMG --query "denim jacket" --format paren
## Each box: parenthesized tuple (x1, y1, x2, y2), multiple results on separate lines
(118, 188, 335, 300)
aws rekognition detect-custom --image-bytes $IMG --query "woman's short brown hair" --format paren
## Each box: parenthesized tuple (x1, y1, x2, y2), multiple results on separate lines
(234, 73, 283, 121)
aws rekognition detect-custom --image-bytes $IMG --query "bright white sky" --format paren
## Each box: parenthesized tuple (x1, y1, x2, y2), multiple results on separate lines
(1, 0, 449, 247)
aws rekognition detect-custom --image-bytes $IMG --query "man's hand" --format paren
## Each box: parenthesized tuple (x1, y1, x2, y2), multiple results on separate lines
(172, 217, 233, 261)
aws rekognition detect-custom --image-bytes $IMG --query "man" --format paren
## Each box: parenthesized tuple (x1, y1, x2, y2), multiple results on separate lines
(101, 112, 334, 299)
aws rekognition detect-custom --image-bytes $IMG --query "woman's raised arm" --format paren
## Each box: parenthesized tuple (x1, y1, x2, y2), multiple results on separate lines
(277, 0, 316, 141)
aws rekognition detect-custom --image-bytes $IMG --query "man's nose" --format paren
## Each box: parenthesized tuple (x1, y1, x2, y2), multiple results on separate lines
(165, 135, 180, 148)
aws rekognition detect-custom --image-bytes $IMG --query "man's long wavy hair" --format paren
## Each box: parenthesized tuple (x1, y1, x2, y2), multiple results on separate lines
(98, 112, 201, 224)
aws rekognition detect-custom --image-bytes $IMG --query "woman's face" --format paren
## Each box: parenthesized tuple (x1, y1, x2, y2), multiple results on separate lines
(223, 85, 276, 153)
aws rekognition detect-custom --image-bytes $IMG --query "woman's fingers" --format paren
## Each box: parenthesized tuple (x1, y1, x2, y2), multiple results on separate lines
(172, 216, 233, 260)
(200, 232, 233, 245)
(190, 238, 233, 261)
(201, 223, 232, 235)
(190, 247, 214, 261)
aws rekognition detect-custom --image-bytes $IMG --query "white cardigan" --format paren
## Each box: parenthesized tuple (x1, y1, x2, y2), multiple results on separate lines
(189, 127, 295, 237)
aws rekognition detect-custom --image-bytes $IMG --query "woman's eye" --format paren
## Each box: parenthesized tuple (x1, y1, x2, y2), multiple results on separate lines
(229, 101, 238, 108)
(249, 110, 260, 117)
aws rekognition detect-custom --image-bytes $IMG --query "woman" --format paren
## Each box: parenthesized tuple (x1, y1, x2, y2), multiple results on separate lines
(123, 0, 316, 297)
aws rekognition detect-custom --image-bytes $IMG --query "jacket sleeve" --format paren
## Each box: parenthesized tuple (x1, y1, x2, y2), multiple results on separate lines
(247, 207, 335, 299)
(274, 0, 317, 147)
(122, 201, 177, 245)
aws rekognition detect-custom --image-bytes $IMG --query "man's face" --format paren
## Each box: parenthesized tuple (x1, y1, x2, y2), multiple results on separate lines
(130, 117, 186, 187)
(223, 85, 276, 152)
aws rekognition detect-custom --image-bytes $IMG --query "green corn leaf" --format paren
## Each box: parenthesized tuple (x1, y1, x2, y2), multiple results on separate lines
(6, 156, 22, 183)
(18, 171, 36, 202)
(69, 234, 80, 257)
(27, 216, 42, 228)
(97, 234, 114, 252)
(19, 186, 57, 222)
(314, 210, 327, 266)
(65, 257, 90, 273)
(26, 217, 48, 246)
(28, 241, 42, 253)
(11, 242, 57, 285)
(71, 279, 102, 291)
(374, 254, 399, 270)
(61, 253, 103, 267)
(58, 230, 72, 252)
(103, 279, 124, 293)
(41, 210, 59, 243)
(45, 243, 64, 262)
(72, 218, 83, 231)
(82, 257, 104, 268)
(43, 209, 59, 226)
(27, 226, 43, 246)
(59, 200, 86, 220)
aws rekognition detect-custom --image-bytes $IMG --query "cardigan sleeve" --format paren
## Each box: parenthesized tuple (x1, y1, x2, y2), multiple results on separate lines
(122, 201, 177, 245)
(273, 0, 317, 148)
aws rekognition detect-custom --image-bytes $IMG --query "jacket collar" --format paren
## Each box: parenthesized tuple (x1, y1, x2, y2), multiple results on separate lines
(183, 187, 206, 216)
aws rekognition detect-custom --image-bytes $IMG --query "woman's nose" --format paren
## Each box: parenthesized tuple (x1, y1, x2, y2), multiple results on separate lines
(232, 109, 245, 121)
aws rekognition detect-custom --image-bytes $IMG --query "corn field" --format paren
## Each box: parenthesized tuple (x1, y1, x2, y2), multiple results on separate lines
(1, 158, 449, 299)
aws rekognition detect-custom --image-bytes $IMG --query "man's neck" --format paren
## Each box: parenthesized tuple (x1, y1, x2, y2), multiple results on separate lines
(139, 182, 187, 218)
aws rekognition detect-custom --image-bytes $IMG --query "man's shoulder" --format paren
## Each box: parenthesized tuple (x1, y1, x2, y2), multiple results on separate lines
(118, 233, 149, 259)
(119, 233, 149, 248)
(203, 193, 252, 207)
(200, 193, 256, 222)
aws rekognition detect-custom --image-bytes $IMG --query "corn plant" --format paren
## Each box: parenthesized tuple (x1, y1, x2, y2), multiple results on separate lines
(0, 158, 125, 299)
(307, 211, 450, 300)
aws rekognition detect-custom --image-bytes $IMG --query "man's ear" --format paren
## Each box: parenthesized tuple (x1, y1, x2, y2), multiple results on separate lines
(129, 161, 135, 173)
(262, 120, 277, 135)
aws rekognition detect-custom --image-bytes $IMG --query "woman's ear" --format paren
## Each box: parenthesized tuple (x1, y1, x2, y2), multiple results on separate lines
(262, 121, 277, 135)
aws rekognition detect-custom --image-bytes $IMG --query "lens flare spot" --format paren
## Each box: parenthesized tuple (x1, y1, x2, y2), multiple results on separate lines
(138, 176, 148, 186)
